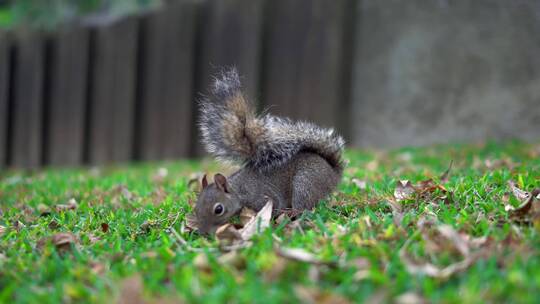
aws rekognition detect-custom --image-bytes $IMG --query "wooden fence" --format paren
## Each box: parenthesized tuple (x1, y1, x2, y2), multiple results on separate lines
(0, 0, 356, 169)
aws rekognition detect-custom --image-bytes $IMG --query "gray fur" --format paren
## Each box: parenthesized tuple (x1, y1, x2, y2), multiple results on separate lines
(198, 68, 345, 173)
(194, 68, 345, 235)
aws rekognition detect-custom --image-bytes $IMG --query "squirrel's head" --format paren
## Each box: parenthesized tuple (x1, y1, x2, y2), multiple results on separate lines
(194, 173, 242, 234)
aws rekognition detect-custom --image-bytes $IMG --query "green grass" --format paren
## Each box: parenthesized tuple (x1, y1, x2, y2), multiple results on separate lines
(1, 142, 539, 303)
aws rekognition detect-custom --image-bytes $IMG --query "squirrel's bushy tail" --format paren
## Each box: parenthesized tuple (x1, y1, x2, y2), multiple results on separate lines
(199, 68, 345, 172)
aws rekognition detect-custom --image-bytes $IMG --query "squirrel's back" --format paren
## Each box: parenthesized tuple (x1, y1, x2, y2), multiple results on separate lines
(198, 68, 345, 173)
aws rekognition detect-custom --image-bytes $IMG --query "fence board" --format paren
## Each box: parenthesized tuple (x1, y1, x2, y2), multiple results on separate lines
(87, 16, 138, 164)
(46, 26, 90, 166)
(137, 2, 197, 161)
(10, 30, 45, 168)
(194, 0, 264, 156)
(261, 0, 348, 130)
(0, 31, 10, 168)
(198, 0, 264, 100)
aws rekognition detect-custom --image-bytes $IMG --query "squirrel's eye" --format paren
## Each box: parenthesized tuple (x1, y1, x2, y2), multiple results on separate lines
(213, 203, 225, 216)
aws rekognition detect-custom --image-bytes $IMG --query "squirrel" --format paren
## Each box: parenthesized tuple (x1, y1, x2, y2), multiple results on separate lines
(193, 68, 345, 234)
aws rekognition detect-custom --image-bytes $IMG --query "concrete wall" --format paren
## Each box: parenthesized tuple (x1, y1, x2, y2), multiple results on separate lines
(351, 0, 540, 147)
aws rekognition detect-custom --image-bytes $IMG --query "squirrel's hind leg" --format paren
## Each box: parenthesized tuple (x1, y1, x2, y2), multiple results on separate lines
(290, 155, 341, 211)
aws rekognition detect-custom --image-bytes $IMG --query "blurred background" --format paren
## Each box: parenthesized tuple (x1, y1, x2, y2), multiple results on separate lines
(0, 0, 539, 169)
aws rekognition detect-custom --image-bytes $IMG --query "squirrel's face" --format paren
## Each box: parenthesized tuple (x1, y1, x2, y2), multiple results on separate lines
(194, 173, 242, 235)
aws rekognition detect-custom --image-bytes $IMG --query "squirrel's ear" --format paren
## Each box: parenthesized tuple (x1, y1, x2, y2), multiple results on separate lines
(201, 174, 208, 189)
(214, 173, 229, 193)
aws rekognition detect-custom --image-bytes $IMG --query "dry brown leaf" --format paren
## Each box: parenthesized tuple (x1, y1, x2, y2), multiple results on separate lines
(263, 256, 288, 282)
(395, 292, 427, 304)
(275, 212, 290, 225)
(152, 167, 168, 183)
(366, 160, 379, 172)
(55, 198, 78, 212)
(387, 198, 404, 226)
(505, 181, 540, 219)
(239, 199, 272, 241)
(399, 220, 485, 279)
(276, 247, 331, 266)
(48, 220, 60, 230)
(394, 180, 416, 202)
(88, 233, 101, 244)
(350, 257, 371, 281)
(437, 225, 470, 256)
(141, 251, 158, 259)
(399, 250, 477, 279)
(215, 223, 243, 243)
(101, 223, 110, 233)
(118, 275, 145, 304)
(150, 187, 168, 205)
(0, 225, 5, 236)
(294, 286, 351, 304)
(508, 181, 531, 202)
(217, 251, 246, 270)
(509, 189, 540, 218)
(51, 232, 77, 252)
(352, 178, 367, 190)
(90, 261, 107, 275)
(239, 207, 257, 226)
(13, 220, 25, 231)
(193, 253, 211, 272)
(37, 203, 51, 216)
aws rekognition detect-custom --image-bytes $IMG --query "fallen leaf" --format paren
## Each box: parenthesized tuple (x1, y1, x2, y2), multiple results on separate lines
(121, 187, 133, 201)
(0, 225, 5, 236)
(294, 286, 351, 304)
(350, 257, 371, 281)
(352, 178, 367, 190)
(90, 261, 107, 275)
(435, 225, 470, 256)
(118, 275, 145, 304)
(508, 189, 540, 218)
(239, 207, 257, 226)
(387, 198, 404, 226)
(55, 198, 78, 212)
(366, 160, 379, 172)
(150, 187, 168, 205)
(87, 233, 101, 244)
(394, 180, 416, 202)
(215, 223, 243, 243)
(239, 199, 272, 241)
(399, 218, 489, 280)
(141, 251, 158, 259)
(395, 292, 427, 304)
(365, 290, 388, 304)
(152, 167, 168, 183)
(276, 247, 331, 266)
(218, 251, 246, 270)
(51, 232, 77, 252)
(48, 220, 60, 230)
(193, 253, 211, 273)
(263, 256, 288, 282)
(508, 180, 530, 202)
(37, 203, 51, 216)
(101, 223, 110, 233)
(275, 212, 290, 225)
(13, 220, 25, 231)
(399, 251, 476, 280)
(415, 179, 436, 192)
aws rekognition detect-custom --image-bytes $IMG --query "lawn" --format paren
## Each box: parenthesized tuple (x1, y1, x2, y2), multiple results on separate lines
(1, 142, 539, 303)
